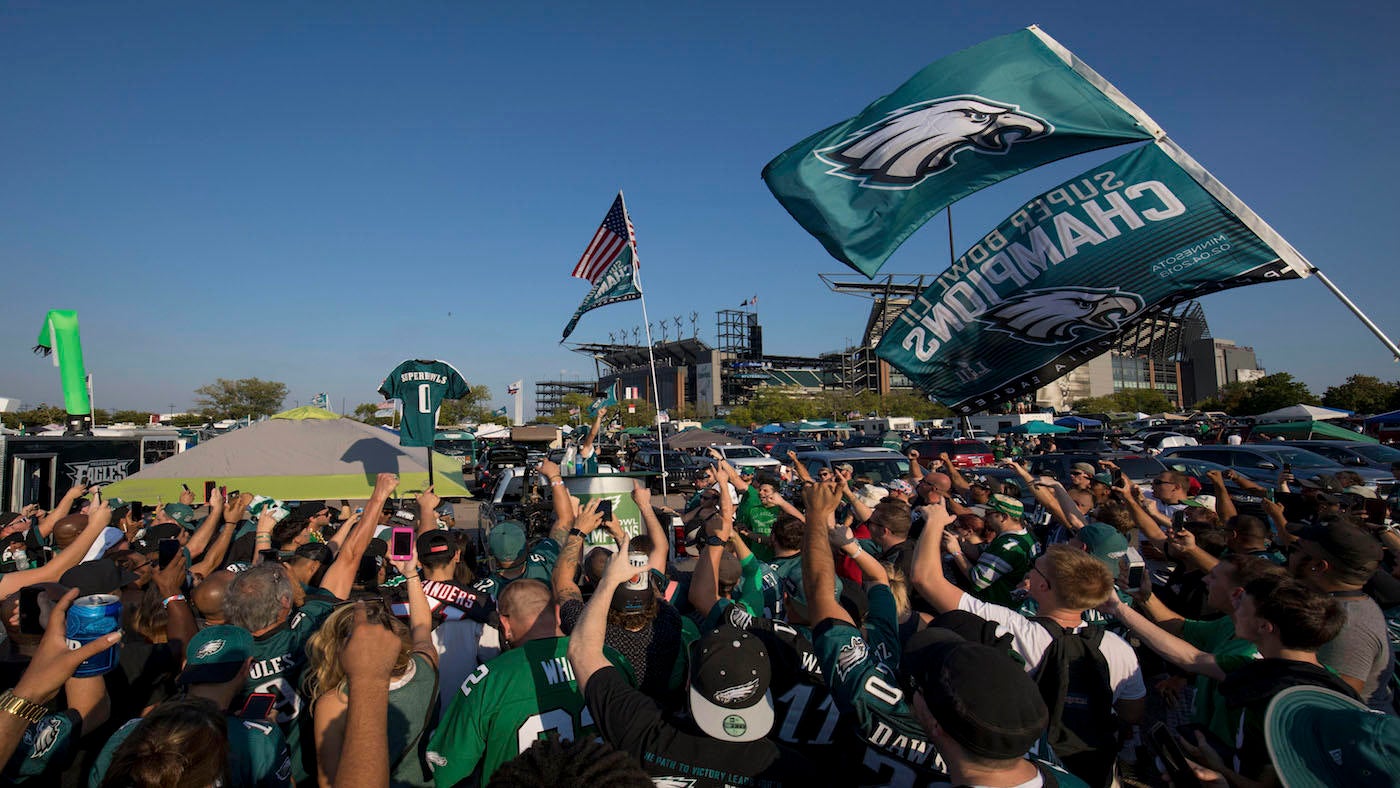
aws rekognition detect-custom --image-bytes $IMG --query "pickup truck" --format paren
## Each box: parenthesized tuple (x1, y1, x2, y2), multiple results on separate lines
(711, 444, 783, 474)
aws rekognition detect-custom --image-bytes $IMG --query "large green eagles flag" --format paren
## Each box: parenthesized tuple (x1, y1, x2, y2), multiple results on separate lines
(762, 26, 1159, 277)
(876, 139, 1312, 414)
(562, 245, 641, 341)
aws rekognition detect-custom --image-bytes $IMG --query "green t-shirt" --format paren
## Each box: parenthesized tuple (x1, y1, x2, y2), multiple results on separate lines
(387, 652, 439, 787)
(970, 529, 1038, 607)
(1180, 616, 1259, 744)
(471, 537, 560, 599)
(737, 486, 779, 562)
(90, 714, 293, 787)
(426, 636, 632, 786)
(378, 359, 469, 448)
(238, 596, 337, 784)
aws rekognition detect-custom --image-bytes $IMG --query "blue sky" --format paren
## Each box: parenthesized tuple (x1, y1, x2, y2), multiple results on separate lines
(2, 1, 1396, 416)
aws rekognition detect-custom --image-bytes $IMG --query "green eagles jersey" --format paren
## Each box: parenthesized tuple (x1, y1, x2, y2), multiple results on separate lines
(5, 709, 79, 783)
(970, 529, 1039, 607)
(237, 596, 336, 784)
(90, 714, 293, 787)
(426, 636, 632, 786)
(470, 537, 560, 599)
(1180, 616, 1259, 744)
(379, 359, 469, 448)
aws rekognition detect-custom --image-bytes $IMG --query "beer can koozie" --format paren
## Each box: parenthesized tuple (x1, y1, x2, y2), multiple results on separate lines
(67, 594, 122, 677)
(624, 551, 649, 591)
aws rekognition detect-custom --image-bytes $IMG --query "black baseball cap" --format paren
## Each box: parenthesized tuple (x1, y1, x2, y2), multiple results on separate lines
(293, 542, 334, 565)
(903, 639, 1048, 759)
(290, 501, 330, 519)
(688, 627, 774, 743)
(0, 512, 22, 528)
(416, 530, 457, 562)
(1288, 520, 1383, 578)
(60, 558, 139, 596)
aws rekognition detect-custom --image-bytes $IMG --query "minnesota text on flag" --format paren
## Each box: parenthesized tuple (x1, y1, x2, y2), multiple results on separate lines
(571, 193, 638, 283)
(875, 139, 1310, 414)
(762, 26, 1158, 277)
(562, 246, 642, 341)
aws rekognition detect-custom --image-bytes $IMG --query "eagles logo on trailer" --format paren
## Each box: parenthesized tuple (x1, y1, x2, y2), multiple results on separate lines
(980, 286, 1144, 345)
(816, 96, 1051, 189)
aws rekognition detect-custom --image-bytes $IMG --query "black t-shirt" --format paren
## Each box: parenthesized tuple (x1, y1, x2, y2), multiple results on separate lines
(584, 666, 821, 787)
(561, 598, 686, 702)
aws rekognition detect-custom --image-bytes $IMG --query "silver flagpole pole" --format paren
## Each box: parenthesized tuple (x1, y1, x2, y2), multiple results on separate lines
(1308, 268, 1400, 362)
(620, 191, 669, 500)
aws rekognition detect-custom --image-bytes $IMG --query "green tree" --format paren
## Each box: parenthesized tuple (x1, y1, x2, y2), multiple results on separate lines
(194, 378, 288, 420)
(108, 409, 152, 425)
(1073, 389, 1174, 415)
(542, 393, 595, 427)
(1238, 372, 1318, 415)
(617, 399, 658, 429)
(353, 402, 394, 425)
(1322, 374, 1398, 415)
(1, 405, 68, 430)
(437, 385, 495, 425)
(1193, 381, 1253, 414)
(167, 414, 207, 427)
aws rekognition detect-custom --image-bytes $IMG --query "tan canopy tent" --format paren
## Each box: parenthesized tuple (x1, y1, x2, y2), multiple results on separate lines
(103, 407, 472, 501)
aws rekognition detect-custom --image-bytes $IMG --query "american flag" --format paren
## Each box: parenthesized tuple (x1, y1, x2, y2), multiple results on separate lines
(571, 192, 637, 283)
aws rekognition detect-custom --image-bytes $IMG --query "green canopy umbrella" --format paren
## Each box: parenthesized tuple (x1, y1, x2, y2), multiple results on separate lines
(701, 419, 730, 430)
(1000, 421, 1073, 434)
(622, 426, 651, 436)
(1252, 420, 1377, 443)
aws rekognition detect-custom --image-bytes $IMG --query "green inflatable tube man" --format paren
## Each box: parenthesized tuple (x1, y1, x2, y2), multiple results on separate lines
(33, 309, 93, 435)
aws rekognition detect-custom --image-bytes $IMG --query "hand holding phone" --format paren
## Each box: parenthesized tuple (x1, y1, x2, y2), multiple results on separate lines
(598, 498, 614, 521)
(389, 526, 415, 561)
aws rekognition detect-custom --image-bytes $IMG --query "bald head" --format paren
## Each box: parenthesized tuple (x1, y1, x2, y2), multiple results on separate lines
(52, 514, 90, 550)
(498, 579, 557, 644)
(192, 570, 236, 624)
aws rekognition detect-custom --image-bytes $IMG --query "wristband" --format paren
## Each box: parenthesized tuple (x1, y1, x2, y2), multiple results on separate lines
(551, 479, 565, 487)
(568, 527, 586, 539)
(403, 573, 421, 582)
(704, 534, 725, 547)
(162, 594, 186, 609)
(832, 534, 856, 546)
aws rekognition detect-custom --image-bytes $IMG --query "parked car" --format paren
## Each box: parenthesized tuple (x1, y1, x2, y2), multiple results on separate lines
(712, 444, 784, 474)
(767, 440, 822, 460)
(1158, 444, 1381, 487)
(903, 438, 995, 469)
(1156, 455, 1272, 512)
(1024, 453, 1166, 485)
(1284, 440, 1400, 474)
(473, 443, 529, 491)
(632, 450, 712, 493)
(795, 449, 910, 485)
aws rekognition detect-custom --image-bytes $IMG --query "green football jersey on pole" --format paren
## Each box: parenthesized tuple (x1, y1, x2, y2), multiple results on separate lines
(762, 26, 1158, 277)
(426, 636, 632, 786)
(379, 359, 469, 448)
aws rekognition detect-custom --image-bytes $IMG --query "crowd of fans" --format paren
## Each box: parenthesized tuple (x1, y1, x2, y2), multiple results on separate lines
(1, 427, 1399, 787)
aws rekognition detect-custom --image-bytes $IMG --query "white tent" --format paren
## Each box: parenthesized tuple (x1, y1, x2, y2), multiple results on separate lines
(1253, 404, 1351, 423)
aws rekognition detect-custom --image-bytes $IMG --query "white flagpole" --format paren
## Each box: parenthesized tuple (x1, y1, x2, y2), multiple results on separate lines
(620, 190, 669, 500)
(1308, 268, 1400, 361)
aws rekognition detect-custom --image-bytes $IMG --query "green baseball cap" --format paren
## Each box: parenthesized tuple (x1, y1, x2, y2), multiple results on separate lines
(1076, 522, 1128, 578)
(488, 521, 528, 563)
(179, 625, 253, 685)
(163, 503, 196, 528)
(988, 494, 1024, 519)
(1266, 685, 1400, 787)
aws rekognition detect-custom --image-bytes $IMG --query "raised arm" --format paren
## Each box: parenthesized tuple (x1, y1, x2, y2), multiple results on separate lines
(0, 502, 112, 599)
(940, 453, 971, 492)
(799, 482, 851, 626)
(188, 516, 235, 580)
(580, 407, 606, 457)
(1205, 470, 1239, 523)
(906, 449, 924, 483)
(786, 451, 814, 484)
(567, 536, 635, 692)
(1099, 595, 1224, 680)
(909, 500, 963, 613)
(838, 470, 874, 524)
(391, 557, 437, 666)
(34, 484, 88, 538)
(319, 473, 399, 600)
(630, 481, 667, 573)
(538, 458, 575, 534)
(185, 490, 237, 559)
(552, 499, 602, 606)
(831, 519, 889, 587)
(153, 551, 196, 659)
(1115, 476, 1169, 545)
(414, 487, 441, 536)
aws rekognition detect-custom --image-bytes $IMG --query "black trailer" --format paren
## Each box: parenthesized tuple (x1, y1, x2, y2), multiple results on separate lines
(0, 433, 182, 511)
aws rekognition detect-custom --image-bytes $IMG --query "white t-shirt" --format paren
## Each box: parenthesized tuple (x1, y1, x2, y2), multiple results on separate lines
(431, 620, 502, 713)
(957, 594, 1147, 703)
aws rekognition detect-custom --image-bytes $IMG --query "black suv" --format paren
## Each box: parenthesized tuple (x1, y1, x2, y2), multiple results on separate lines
(474, 444, 529, 492)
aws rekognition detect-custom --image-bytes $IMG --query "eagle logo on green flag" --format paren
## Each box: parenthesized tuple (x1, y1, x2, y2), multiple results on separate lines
(980, 286, 1144, 345)
(816, 96, 1051, 188)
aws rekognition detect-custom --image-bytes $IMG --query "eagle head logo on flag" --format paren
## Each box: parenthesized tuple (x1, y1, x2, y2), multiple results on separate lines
(815, 96, 1051, 189)
(980, 286, 1145, 345)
